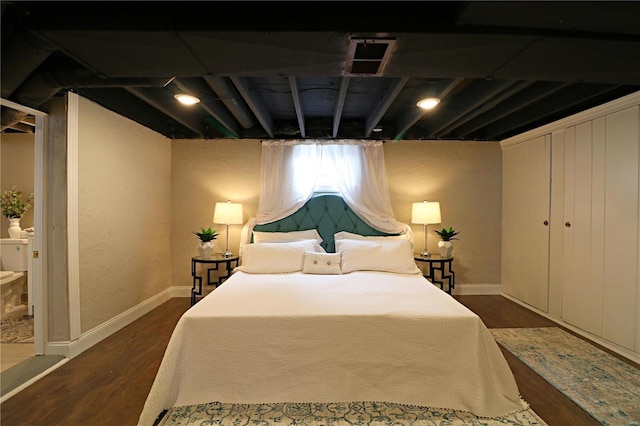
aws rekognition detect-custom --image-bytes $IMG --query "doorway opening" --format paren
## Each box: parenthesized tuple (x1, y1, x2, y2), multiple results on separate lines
(1, 98, 54, 400)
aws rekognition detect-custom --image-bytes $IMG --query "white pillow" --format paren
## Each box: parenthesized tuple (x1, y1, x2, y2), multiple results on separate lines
(336, 239, 421, 275)
(302, 251, 342, 275)
(236, 239, 324, 274)
(253, 229, 323, 244)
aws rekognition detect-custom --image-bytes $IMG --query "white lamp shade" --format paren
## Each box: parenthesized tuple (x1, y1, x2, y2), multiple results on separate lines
(213, 201, 243, 225)
(411, 201, 441, 225)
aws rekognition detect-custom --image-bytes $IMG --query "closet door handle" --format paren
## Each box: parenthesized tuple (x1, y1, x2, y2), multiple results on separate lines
(543, 220, 549, 226)
(565, 221, 571, 228)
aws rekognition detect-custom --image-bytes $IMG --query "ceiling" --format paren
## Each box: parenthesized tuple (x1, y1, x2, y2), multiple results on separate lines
(2, 1, 640, 141)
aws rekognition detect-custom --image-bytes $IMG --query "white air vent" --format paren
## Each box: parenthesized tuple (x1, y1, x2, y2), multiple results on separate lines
(345, 37, 396, 76)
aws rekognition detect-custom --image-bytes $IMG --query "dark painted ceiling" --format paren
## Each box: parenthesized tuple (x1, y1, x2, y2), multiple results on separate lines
(2, 1, 640, 141)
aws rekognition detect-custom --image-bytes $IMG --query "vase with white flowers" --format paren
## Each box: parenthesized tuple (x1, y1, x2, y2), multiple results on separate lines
(1, 186, 34, 238)
(433, 226, 459, 258)
(194, 227, 219, 258)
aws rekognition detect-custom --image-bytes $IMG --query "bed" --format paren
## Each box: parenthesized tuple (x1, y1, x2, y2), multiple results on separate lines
(137, 195, 526, 425)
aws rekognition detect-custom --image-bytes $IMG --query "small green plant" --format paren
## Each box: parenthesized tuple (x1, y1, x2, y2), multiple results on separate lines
(193, 227, 219, 242)
(434, 227, 459, 241)
(1, 186, 34, 218)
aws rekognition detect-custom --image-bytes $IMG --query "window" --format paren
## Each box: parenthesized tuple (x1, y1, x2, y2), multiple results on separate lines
(313, 154, 339, 193)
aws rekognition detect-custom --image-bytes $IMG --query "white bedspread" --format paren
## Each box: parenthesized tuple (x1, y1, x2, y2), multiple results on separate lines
(138, 272, 526, 425)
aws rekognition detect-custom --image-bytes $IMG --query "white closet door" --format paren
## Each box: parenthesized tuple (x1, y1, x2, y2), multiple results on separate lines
(602, 106, 639, 350)
(548, 129, 565, 318)
(561, 119, 606, 335)
(502, 135, 551, 311)
(501, 145, 519, 298)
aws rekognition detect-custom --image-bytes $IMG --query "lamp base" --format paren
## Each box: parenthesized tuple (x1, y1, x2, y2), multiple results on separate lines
(419, 250, 431, 258)
(223, 250, 233, 258)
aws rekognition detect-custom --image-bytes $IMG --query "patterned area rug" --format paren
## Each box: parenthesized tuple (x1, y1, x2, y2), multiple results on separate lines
(158, 401, 547, 425)
(0, 315, 34, 343)
(491, 327, 640, 426)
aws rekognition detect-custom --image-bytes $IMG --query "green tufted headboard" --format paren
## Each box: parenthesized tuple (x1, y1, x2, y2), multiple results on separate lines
(252, 194, 398, 252)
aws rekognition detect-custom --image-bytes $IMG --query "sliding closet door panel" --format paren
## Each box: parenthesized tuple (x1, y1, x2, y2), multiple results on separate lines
(503, 142, 529, 301)
(501, 146, 518, 297)
(548, 130, 565, 318)
(562, 127, 576, 323)
(589, 117, 606, 337)
(602, 106, 639, 350)
(502, 135, 550, 310)
(515, 143, 529, 303)
(523, 135, 551, 311)
(567, 120, 605, 335)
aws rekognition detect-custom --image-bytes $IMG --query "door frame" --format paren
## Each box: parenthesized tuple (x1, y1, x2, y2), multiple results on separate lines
(1, 98, 48, 355)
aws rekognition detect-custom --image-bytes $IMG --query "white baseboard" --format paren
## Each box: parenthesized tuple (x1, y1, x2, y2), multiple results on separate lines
(45, 286, 191, 359)
(169, 286, 192, 298)
(501, 293, 640, 365)
(452, 283, 502, 295)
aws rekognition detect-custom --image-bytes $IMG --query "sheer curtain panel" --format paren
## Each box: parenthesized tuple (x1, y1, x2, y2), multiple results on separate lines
(242, 140, 410, 244)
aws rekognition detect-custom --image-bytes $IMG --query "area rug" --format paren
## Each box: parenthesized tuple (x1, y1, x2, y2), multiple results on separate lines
(158, 401, 547, 425)
(490, 327, 640, 426)
(0, 315, 34, 343)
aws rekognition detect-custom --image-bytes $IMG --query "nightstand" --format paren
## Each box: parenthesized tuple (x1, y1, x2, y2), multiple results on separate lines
(191, 254, 239, 305)
(414, 254, 455, 294)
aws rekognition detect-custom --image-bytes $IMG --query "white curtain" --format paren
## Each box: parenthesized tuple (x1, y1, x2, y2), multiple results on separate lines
(257, 141, 322, 220)
(241, 140, 410, 244)
(324, 142, 406, 234)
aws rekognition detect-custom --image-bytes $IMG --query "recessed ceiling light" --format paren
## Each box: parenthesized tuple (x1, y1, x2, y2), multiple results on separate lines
(416, 97, 441, 110)
(174, 94, 200, 105)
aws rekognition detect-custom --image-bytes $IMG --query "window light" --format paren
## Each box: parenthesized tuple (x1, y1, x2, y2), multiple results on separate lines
(313, 153, 340, 194)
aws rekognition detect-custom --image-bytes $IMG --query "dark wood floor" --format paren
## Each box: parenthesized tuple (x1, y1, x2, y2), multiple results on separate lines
(1, 295, 637, 426)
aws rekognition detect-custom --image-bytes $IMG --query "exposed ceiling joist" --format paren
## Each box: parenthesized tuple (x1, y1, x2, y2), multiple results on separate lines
(230, 76, 274, 139)
(393, 78, 467, 141)
(453, 82, 572, 138)
(288, 77, 306, 138)
(203, 76, 255, 129)
(173, 78, 240, 138)
(332, 78, 350, 138)
(483, 84, 626, 139)
(125, 87, 206, 137)
(438, 81, 536, 137)
(364, 77, 409, 138)
(429, 80, 520, 139)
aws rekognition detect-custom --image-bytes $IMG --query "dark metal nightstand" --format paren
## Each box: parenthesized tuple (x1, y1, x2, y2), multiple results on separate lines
(414, 254, 455, 294)
(191, 254, 239, 305)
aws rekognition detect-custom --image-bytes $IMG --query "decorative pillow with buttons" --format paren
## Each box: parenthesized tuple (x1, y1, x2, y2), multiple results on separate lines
(302, 251, 342, 275)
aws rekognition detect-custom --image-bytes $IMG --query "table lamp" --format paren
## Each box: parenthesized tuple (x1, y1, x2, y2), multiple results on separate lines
(213, 200, 243, 257)
(411, 201, 441, 258)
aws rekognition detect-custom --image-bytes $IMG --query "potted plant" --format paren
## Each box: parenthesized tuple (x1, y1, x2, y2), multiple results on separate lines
(434, 226, 459, 258)
(194, 227, 219, 258)
(1, 186, 34, 238)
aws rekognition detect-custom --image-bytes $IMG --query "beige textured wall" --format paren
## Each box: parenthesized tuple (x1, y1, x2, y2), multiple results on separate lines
(0, 132, 35, 236)
(78, 97, 172, 332)
(384, 141, 502, 285)
(171, 139, 502, 287)
(171, 139, 261, 287)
